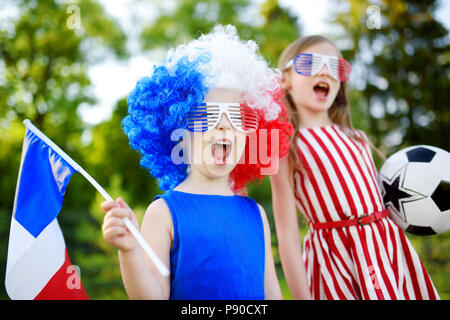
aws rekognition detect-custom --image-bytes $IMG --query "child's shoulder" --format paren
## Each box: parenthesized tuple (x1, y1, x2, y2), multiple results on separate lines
(143, 196, 172, 228)
(147, 196, 170, 213)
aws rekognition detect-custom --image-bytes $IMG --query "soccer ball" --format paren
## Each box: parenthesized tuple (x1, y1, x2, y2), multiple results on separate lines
(378, 145, 450, 235)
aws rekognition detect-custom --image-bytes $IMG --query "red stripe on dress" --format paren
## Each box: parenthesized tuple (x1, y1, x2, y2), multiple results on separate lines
(336, 228, 363, 299)
(314, 232, 348, 299)
(368, 223, 398, 299)
(299, 134, 344, 221)
(403, 278, 411, 300)
(331, 126, 379, 213)
(347, 230, 371, 300)
(321, 272, 335, 300)
(322, 127, 369, 215)
(328, 230, 359, 298)
(419, 259, 438, 300)
(299, 171, 317, 222)
(296, 144, 333, 222)
(357, 225, 385, 299)
(398, 231, 423, 299)
(357, 131, 384, 212)
(344, 129, 384, 210)
(336, 229, 354, 261)
(313, 250, 321, 299)
(304, 238, 315, 297)
(310, 129, 357, 219)
(386, 220, 400, 286)
(294, 171, 314, 222)
(374, 219, 400, 290)
(357, 131, 379, 180)
(374, 219, 389, 257)
(336, 228, 361, 296)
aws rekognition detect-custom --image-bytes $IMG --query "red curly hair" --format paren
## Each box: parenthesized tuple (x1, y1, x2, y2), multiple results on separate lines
(229, 87, 293, 193)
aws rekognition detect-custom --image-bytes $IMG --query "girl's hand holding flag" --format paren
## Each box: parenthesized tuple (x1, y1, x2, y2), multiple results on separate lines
(101, 197, 139, 253)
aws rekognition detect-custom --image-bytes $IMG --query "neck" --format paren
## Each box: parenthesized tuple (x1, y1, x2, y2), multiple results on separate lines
(175, 168, 234, 196)
(297, 108, 333, 129)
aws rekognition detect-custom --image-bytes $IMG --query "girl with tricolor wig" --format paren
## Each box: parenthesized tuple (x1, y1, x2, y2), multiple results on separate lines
(100, 25, 292, 299)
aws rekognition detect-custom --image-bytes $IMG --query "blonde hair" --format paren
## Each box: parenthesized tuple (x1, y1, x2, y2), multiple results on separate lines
(277, 35, 383, 185)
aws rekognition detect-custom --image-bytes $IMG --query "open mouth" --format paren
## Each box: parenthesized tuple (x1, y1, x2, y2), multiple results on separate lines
(211, 138, 232, 165)
(313, 81, 330, 101)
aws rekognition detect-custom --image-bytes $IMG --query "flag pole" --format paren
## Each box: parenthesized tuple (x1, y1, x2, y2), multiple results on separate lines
(23, 120, 169, 277)
(77, 167, 170, 277)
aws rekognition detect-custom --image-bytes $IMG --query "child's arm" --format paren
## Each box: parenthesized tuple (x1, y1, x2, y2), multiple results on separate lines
(269, 158, 311, 300)
(101, 197, 172, 299)
(257, 203, 282, 300)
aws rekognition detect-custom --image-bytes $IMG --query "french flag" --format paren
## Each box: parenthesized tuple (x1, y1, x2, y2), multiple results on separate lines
(5, 120, 89, 300)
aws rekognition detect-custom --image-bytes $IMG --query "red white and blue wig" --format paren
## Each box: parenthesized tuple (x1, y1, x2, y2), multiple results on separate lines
(122, 25, 293, 192)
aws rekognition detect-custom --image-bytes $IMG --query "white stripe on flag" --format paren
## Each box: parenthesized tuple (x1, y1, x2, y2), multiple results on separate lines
(6, 218, 35, 274)
(5, 218, 66, 300)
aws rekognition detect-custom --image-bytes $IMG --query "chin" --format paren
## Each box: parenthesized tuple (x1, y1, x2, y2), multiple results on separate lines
(201, 164, 236, 181)
(305, 101, 333, 113)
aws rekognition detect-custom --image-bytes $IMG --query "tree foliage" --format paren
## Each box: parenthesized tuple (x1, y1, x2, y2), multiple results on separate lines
(333, 0, 450, 151)
(140, 0, 300, 65)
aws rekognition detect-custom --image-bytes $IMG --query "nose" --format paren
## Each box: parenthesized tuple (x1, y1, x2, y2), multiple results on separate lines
(317, 63, 331, 77)
(216, 113, 232, 130)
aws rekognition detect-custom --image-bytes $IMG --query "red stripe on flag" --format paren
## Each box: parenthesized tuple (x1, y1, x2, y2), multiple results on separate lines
(35, 249, 89, 300)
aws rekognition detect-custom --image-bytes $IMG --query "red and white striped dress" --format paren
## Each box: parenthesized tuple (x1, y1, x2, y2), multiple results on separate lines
(294, 124, 439, 300)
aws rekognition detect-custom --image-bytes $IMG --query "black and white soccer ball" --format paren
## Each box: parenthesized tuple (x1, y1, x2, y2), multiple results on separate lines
(378, 145, 450, 235)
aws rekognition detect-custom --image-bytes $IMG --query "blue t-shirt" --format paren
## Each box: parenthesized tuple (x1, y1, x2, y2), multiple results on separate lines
(154, 190, 265, 300)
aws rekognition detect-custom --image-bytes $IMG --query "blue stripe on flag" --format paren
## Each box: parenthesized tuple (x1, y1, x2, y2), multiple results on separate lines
(13, 129, 76, 238)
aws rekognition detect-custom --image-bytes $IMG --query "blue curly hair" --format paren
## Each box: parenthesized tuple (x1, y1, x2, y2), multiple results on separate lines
(122, 54, 209, 191)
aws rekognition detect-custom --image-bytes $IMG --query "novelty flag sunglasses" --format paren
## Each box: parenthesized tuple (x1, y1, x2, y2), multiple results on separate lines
(283, 53, 352, 82)
(186, 102, 259, 133)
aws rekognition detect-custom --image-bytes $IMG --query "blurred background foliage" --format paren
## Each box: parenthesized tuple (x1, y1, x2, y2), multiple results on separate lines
(0, 0, 448, 299)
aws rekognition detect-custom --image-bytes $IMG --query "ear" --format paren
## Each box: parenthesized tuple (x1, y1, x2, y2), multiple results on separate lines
(280, 72, 291, 91)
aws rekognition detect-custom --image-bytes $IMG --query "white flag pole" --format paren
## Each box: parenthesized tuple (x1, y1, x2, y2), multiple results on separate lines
(23, 119, 170, 277)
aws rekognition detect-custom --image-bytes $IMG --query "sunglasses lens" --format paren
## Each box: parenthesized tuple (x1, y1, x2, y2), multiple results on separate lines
(293, 53, 351, 82)
(187, 104, 259, 133)
(294, 53, 313, 76)
(338, 58, 351, 82)
(187, 106, 219, 132)
(228, 105, 259, 133)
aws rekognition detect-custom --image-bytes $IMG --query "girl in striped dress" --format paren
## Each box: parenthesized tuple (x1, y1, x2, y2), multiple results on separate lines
(270, 35, 439, 300)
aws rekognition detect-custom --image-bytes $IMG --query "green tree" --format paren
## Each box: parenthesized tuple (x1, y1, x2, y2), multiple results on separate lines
(140, 0, 300, 65)
(333, 0, 450, 151)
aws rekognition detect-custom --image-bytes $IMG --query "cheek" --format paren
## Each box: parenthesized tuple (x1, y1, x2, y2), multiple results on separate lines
(290, 77, 313, 100)
(235, 133, 247, 159)
(187, 133, 207, 161)
(330, 81, 341, 100)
